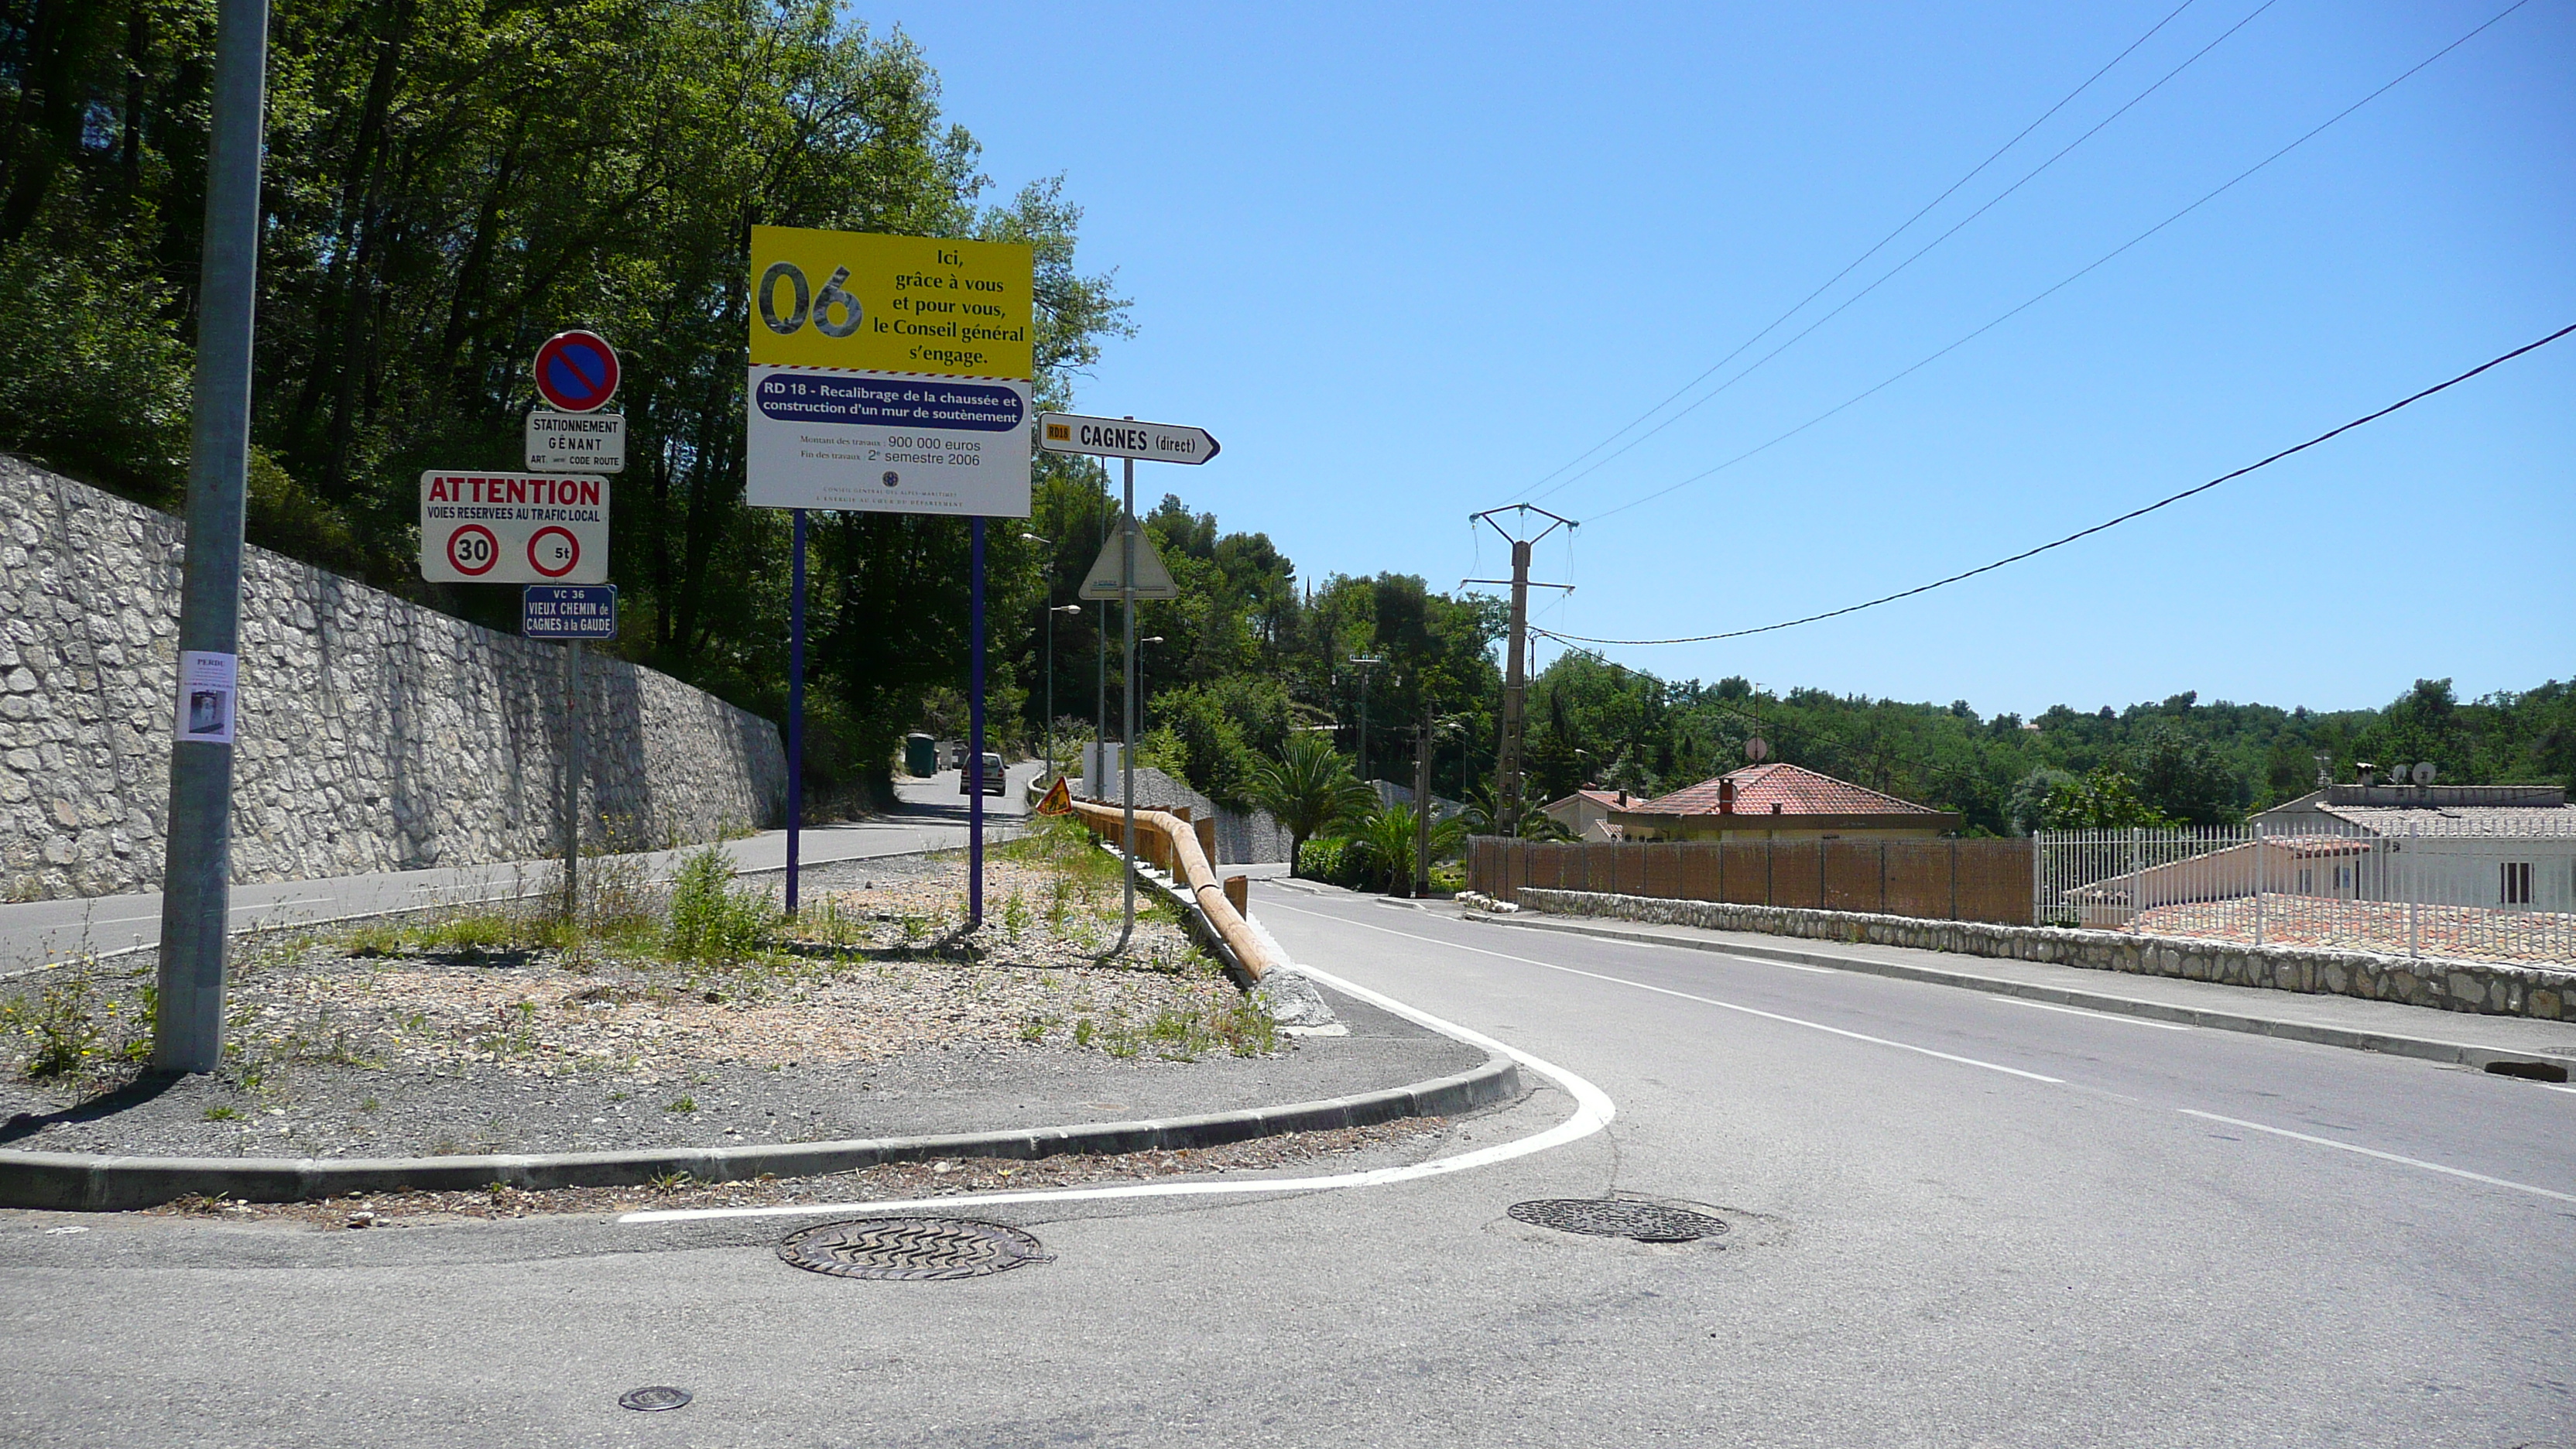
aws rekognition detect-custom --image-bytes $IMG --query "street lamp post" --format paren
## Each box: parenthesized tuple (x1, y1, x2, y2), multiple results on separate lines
(1346, 655, 1384, 783)
(1136, 636, 1165, 735)
(1046, 602, 1082, 777)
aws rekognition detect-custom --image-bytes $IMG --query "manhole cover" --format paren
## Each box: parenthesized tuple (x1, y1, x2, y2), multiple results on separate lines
(618, 1386, 691, 1413)
(1508, 1198, 1728, 1243)
(776, 1217, 1053, 1280)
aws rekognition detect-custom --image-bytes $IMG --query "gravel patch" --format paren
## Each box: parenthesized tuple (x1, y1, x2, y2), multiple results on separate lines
(2, 851, 1482, 1160)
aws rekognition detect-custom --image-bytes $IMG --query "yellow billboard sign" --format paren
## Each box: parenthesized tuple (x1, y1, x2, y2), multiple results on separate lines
(746, 226, 1033, 379)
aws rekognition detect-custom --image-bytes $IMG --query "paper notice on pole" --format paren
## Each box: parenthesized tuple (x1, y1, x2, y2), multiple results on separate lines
(175, 649, 238, 745)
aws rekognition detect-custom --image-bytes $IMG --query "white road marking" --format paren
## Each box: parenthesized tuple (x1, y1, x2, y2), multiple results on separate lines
(2537, 1083, 2576, 1097)
(618, 960, 1615, 1225)
(2177, 1108, 2576, 1204)
(1992, 995, 2190, 1030)
(1269, 902, 2062, 1085)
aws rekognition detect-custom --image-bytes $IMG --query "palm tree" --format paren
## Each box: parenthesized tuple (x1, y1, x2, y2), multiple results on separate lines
(1349, 803, 1469, 896)
(1246, 733, 1375, 879)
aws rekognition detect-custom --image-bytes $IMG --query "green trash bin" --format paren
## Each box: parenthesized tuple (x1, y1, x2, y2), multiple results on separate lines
(904, 732, 937, 779)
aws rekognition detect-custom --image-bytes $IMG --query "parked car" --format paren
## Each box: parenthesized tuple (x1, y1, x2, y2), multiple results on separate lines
(957, 752, 1005, 796)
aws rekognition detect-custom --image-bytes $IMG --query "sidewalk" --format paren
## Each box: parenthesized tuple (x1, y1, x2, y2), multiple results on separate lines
(1468, 907, 2576, 1074)
(0, 764, 1042, 974)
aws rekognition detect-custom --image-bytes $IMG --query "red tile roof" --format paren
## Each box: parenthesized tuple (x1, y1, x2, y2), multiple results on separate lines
(1632, 763, 1942, 817)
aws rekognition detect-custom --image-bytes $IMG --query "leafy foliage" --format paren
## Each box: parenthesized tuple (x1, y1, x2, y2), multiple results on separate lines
(1245, 733, 1374, 879)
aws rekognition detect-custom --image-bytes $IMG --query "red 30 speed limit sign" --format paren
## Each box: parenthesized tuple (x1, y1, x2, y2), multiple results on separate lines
(419, 472, 610, 584)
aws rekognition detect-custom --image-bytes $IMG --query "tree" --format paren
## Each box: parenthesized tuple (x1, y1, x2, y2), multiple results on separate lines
(1245, 734, 1373, 879)
(2040, 768, 2171, 831)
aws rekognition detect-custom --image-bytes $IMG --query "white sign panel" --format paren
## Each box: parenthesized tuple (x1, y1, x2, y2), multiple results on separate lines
(1038, 413, 1220, 465)
(174, 649, 238, 745)
(525, 410, 625, 472)
(1078, 529, 1180, 601)
(419, 473, 610, 584)
(744, 366, 1031, 517)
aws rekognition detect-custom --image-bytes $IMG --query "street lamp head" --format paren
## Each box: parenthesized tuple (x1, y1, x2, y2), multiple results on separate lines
(1020, 533, 1050, 545)
(1140, 635, 1166, 645)
(1050, 603, 1084, 615)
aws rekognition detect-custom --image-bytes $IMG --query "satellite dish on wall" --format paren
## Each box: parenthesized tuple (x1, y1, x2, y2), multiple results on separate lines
(1745, 737, 1770, 762)
(2410, 761, 2437, 786)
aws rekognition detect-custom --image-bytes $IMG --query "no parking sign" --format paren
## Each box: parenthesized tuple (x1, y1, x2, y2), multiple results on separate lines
(532, 330, 620, 413)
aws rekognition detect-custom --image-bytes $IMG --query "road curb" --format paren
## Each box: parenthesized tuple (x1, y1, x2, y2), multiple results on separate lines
(0, 1053, 1521, 1212)
(1465, 909, 2576, 1075)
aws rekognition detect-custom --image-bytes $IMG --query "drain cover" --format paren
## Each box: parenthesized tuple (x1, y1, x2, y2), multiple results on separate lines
(776, 1217, 1053, 1280)
(1508, 1198, 1728, 1243)
(618, 1386, 691, 1413)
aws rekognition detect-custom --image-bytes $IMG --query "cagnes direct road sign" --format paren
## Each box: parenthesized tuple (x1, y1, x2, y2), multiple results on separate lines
(743, 227, 1034, 518)
(420, 472, 609, 584)
(1037, 413, 1221, 465)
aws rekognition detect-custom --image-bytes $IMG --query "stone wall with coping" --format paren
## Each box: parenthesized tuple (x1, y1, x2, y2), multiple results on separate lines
(1515, 887, 2571, 1022)
(0, 459, 784, 900)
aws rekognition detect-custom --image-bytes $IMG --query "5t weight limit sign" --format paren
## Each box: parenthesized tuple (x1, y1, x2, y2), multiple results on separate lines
(419, 472, 609, 584)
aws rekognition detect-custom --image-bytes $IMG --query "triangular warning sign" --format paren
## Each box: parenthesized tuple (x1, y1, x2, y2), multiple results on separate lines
(1036, 776, 1073, 815)
(1078, 529, 1180, 600)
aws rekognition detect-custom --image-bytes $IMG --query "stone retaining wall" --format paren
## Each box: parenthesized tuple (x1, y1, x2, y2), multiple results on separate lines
(1516, 887, 2571, 1022)
(0, 459, 785, 899)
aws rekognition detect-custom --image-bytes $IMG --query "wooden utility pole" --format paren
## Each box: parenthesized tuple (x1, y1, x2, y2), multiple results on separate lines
(1467, 506, 1574, 836)
(1413, 711, 1434, 899)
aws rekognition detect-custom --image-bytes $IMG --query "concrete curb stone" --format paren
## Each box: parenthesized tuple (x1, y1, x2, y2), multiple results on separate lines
(0, 1052, 1520, 1212)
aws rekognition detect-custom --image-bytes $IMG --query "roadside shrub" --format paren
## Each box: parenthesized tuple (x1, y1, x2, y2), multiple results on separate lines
(664, 848, 776, 963)
(1296, 836, 1372, 890)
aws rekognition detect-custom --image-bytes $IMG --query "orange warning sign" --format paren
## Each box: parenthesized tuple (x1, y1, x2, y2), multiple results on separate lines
(1036, 776, 1073, 815)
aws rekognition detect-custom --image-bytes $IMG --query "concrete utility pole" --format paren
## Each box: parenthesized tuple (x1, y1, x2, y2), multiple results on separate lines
(153, 0, 270, 1074)
(1467, 505, 1574, 837)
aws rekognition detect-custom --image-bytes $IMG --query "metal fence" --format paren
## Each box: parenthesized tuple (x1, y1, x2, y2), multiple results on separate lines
(2034, 819, 2576, 966)
(1467, 836, 2034, 925)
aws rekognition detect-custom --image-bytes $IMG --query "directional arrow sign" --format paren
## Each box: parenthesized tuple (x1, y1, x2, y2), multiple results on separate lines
(1079, 529, 1180, 600)
(1039, 413, 1220, 465)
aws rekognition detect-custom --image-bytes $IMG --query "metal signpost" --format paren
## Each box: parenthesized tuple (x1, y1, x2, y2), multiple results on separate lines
(742, 228, 1035, 922)
(413, 337, 621, 928)
(524, 586, 618, 913)
(1050, 415, 1221, 951)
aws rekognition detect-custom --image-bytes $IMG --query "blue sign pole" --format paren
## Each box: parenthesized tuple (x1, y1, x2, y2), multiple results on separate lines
(786, 508, 806, 916)
(968, 516, 986, 929)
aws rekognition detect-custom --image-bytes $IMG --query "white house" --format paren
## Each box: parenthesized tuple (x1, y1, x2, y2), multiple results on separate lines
(2252, 784, 2576, 912)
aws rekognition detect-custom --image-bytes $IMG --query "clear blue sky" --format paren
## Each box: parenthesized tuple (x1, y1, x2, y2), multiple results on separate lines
(867, 0, 2572, 718)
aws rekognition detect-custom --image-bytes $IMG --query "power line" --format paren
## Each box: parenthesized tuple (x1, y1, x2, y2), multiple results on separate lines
(1579, 0, 2537, 528)
(1534, 321, 2575, 648)
(1522, 0, 2281, 509)
(1512, 0, 2207, 504)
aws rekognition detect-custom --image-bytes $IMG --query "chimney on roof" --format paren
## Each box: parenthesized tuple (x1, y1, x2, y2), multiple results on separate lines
(1616, 790, 1628, 807)
(1718, 778, 1735, 814)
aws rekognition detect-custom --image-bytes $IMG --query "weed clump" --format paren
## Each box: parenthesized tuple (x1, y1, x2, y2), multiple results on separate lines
(663, 848, 776, 964)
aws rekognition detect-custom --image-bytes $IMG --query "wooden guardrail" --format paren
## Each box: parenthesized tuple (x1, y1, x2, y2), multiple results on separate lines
(1067, 797, 1278, 981)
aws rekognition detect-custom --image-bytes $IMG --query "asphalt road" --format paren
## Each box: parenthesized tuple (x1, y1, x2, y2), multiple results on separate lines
(0, 763, 1043, 972)
(2, 881, 2571, 1447)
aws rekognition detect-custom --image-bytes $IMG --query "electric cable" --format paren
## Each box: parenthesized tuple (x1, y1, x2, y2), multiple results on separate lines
(1575, 0, 2537, 529)
(1533, 320, 2574, 648)
(1513, 0, 2207, 502)
(1523, 0, 2282, 508)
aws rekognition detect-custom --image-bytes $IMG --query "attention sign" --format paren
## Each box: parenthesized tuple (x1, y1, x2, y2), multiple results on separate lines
(419, 472, 610, 584)
(743, 227, 1035, 518)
